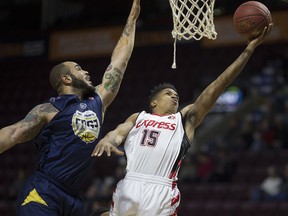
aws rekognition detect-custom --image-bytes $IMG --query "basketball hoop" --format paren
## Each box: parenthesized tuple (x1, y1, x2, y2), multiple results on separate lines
(169, 0, 217, 68)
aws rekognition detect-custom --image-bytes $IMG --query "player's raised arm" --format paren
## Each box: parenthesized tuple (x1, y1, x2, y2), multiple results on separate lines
(0, 103, 58, 153)
(182, 24, 273, 129)
(97, 0, 140, 110)
(92, 113, 138, 157)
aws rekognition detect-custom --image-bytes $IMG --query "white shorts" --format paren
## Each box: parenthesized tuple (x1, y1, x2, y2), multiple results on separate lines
(110, 172, 180, 216)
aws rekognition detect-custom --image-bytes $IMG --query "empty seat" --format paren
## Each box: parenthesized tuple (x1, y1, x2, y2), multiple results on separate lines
(180, 184, 212, 201)
(257, 202, 279, 216)
(235, 202, 260, 216)
(227, 183, 250, 201)
(277, 202, 288, 215)
(201, 201, 223, 216)
(221, 201, 240, 216)
(209, 184, 229, 201)
(179, 201, 204, 215)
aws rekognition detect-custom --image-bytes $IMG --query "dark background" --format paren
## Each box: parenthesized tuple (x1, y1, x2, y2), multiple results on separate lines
(1, 0, 288, 215)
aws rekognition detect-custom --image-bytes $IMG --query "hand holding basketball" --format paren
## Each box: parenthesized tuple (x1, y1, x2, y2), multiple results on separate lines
(233, 1, 272, 41)
(247, 23, 273, 50)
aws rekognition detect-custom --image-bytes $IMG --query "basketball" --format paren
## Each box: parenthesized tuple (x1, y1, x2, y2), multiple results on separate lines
(233, 1, 272, 40)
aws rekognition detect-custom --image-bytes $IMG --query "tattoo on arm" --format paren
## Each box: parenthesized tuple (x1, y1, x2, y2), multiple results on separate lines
(17, 103, 58, 141)
(95, 85, 101, 94)
(123, 24, 130, 37)
(104, 67, 123, 93)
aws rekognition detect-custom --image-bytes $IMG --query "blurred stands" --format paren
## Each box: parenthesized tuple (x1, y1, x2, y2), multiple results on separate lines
(1, 0, 288, 215)
(0, 39, 288, 215)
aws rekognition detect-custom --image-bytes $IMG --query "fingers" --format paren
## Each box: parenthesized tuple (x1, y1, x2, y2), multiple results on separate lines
(267, 23, 273, 35)
(91, 145, 104, 157)
(91, 145, 124, 157)
(112, 147, 125, 156)
(261, 26, 269, 37)
(262, 26, 268, 36)
(106, 146, 112, 157)
(261, 23, 273, 38)
(248, 22, 273, 47)
(92, 145, 111, 157)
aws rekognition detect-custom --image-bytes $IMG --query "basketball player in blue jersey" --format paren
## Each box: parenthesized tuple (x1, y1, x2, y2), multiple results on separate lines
(0, 0, 140, 215)
(92, 24, 273, 215)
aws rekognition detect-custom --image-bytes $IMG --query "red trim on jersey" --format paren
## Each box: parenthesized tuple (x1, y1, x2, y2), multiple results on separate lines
(170, 206, 178, 216)
(169, 159, 183, 180)
(171, 193, 180, 206)
(151, 113, 171, 117)
(172, 181, 177, 189)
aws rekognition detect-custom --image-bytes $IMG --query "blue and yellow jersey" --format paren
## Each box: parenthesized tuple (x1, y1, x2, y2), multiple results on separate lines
(34, 93, 102, 192)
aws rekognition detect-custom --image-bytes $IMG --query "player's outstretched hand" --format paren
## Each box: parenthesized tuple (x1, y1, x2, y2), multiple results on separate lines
(248, 23, 273, 48)
(130, 0, 141, 21)
(91, 140, 124, 157)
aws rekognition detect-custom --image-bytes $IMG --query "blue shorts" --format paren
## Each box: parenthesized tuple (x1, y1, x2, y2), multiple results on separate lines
(16, 172, 84, 216)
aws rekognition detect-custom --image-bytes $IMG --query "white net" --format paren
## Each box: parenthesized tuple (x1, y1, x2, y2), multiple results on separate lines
(169, 0, 217, 68)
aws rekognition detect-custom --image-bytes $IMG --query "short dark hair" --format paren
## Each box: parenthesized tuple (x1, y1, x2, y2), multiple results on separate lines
(49, 62, 70, 92)
(148, 83, 177, 111)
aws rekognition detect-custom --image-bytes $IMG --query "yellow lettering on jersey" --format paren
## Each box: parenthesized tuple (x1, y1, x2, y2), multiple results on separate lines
(21, 188, 48, 206)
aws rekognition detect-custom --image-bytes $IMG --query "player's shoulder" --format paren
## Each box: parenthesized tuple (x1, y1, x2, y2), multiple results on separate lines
(125, 112, 142, 122)
(36, 102, 59, 114)
(180, 104, 194, 117)
(27, 103, 59, 123)
(130, 112, 141, 119)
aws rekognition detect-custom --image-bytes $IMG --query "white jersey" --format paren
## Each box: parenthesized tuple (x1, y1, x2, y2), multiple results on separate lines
(124, 111, 190, 180)
(110, 111, 191, 216)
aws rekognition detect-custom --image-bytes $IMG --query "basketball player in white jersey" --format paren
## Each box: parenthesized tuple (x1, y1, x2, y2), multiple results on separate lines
(92, 24, 273, 216)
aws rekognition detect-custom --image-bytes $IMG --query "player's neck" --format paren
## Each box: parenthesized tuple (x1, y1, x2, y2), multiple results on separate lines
(60, 86, 84, 100)
(152, 109, 174, 116)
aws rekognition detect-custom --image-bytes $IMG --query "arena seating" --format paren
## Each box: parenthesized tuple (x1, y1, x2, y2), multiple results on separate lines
(1, 42, 288, 215)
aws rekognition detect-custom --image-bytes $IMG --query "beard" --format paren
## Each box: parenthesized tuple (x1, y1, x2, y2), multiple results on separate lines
(71, 74, 95, 98)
